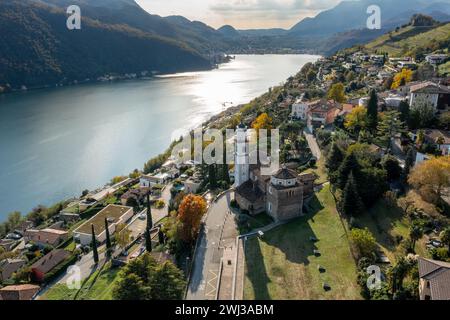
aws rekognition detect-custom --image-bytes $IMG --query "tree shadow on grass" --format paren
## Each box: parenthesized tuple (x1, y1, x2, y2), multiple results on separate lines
(359, 200, 406, 252)
(244, 194, 324, 299)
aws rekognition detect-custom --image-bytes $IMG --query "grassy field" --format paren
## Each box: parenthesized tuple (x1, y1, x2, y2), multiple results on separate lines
(42, 263, 121, 300)
(302, 158, 328, 185)
(243, 184, 361, 300)
(365, 23, 450, 56)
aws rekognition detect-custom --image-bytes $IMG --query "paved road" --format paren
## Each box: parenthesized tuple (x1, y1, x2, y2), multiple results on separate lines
(186, 191, 233, 300)
(304, 130, 322, 160)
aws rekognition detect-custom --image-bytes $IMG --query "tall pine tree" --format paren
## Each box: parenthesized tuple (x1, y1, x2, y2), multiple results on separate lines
(105, 217, 112, 258)
(366, 89, 378, 132)
(158, 228, 165, 245)
(146, 192, 153, 231)
(209, 164, 217, 189)
(145, 228, 152, 252)
(91, 224, 99, 264)
(326, 143, 344, 174)
(341, 172, 365, 217)
(337, 152, 360, 190)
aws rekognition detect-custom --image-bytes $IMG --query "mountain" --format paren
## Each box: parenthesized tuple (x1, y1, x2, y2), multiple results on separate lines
(35, 0, 237, 54)
(217, 25, 241, 38)
(363, 21, 450, 56)
(289, 0, 450, 37)
(0, 0, 211, 90)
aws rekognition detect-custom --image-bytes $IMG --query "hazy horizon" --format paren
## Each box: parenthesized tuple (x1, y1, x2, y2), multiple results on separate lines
(135, 0, 342, 29)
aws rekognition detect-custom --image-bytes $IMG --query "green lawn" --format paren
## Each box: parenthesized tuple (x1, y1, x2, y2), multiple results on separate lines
(303, 158, 328, 185)
(42, 263, 121, 300)
(244, 184, 361, 300)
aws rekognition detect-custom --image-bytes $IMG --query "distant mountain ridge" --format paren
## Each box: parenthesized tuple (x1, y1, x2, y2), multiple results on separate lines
(0, 0, 212, 90)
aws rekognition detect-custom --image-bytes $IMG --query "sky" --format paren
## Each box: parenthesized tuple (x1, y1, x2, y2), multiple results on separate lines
(135, 0, 343, 30)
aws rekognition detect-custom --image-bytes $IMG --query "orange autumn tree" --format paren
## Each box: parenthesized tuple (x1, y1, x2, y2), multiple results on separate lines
(251, 113, 273, 131)
(177, 194, 207, 244)
(391, 68, 413, 89)
(408, 156, 450, 205)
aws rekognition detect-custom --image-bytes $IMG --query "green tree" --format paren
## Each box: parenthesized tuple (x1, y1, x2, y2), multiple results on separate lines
(158, 228, 165, 245)
(145, 228, 152, 253)
(366, 90, 378, 131)
(440, 227, 450, 255)
(150, 261, 186, 300)
(398, 101, 410, 125)
(113, 253, 185, 300)
(146, 193, 153, 231)
(404, 147, 415, 179)
(208, 164, 217, 189)
(91, 224, 99, 264)
(327, 82, 346, 103)
(326, 143, 344, 174)
(409, 225, 423, 252)
(377, 110, 405, 150)
(105, 218, 112, 258)
(349, 228, 377, 259)
(337, 152, 360, 190)
(382, 155, 402, 182)
(340, 173, 365, 217)
(113, 273, 149, 300)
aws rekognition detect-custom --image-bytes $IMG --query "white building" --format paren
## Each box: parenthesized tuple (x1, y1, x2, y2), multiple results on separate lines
(385, 94, 406, 108)
(291, 95, 308, 120)
(140, 172, 169, 188)
(410, 81, 443, 111)
(425, 54, 447, 65)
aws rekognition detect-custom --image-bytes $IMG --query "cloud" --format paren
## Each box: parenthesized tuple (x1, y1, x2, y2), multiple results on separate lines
(136, 0, 343, 29)
(209, 0, 341, 27)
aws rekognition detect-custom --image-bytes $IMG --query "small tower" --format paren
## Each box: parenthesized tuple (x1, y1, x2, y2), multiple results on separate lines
(234, 124, 249, 187)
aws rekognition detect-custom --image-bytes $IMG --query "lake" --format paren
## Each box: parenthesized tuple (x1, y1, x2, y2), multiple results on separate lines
(0, 54, 320, 221)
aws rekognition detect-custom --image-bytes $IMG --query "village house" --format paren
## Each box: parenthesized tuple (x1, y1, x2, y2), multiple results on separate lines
(24, 228, 68, 247)
(423, 129, 450, 156)
(291, 94, 308, 120)
(120, 188, 149, 206)
(0, 258, 26, 282)
(418, 257, 450, 300)
(30, 249, 70, 283)
(73, 204, 133, 246)
(0, 284, 40, 300)
(409, 81, 450, 111)
(233, 125, 315, 221)
(425, 54, 448, 65)
(306, 100, 341, 132)
(140, 172, 170, 188)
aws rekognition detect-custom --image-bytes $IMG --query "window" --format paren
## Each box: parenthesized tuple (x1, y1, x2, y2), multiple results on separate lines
(268, 202, 272, 213)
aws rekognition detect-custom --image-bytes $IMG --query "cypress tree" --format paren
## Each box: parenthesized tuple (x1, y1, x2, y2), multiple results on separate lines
(341, 172, 365, 217)
(209, 164, 217, 189)
(158, 228, 165, 245)
(337, 152, 360, 190)
(145, 228, 152, 252)
(326, 143, 344, 174)
(91, 224, 99, 264)
(105, 217, 112, 257)
(146, 192, 153, 231)
(398, 100, 410, 125)
(367, 89, 378, 132)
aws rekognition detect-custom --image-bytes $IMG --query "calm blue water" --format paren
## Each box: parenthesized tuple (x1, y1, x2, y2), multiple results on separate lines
(0, 54, 319, 221)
